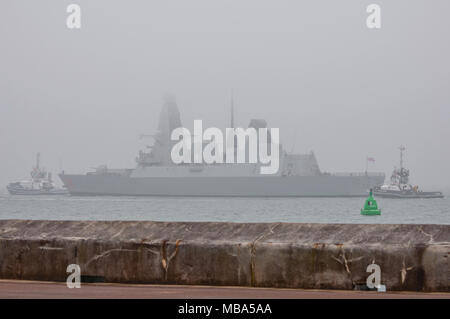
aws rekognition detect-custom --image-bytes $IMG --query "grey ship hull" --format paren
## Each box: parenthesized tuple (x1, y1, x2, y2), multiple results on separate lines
(59, 98, 385, 197)
(373, 188, 444, 199)
(59, 174, 384, 197)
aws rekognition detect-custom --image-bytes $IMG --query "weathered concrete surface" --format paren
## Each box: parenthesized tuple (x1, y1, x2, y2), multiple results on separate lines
(0, 220, 448, 292)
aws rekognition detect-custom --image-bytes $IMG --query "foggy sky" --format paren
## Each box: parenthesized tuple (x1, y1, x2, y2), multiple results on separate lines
(1, 0, 449, 191)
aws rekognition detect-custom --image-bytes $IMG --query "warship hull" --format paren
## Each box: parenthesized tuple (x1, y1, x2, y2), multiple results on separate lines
(58, 97, 386, 197)
(59, 174, 385, 197)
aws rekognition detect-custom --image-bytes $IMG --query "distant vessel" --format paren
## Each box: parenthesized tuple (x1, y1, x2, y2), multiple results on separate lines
(59, 96, 385, 197)
(373, 146, 444, 199)
(7, 153, 67, 195)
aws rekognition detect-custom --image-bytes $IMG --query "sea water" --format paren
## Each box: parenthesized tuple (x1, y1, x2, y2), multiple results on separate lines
(0, 194, 449, 225)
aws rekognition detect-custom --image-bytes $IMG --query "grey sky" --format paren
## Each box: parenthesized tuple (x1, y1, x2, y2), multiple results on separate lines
(1, 0, 449, 190)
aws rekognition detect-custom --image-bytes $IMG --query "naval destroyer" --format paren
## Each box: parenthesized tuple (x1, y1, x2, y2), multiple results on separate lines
(59, 98, 385, 196)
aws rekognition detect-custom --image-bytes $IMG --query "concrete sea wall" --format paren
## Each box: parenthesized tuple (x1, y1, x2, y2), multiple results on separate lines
(0, 220, 448, 292)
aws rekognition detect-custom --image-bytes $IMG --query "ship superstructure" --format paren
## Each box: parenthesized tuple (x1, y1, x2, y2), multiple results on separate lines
(59, 97, 385, 196)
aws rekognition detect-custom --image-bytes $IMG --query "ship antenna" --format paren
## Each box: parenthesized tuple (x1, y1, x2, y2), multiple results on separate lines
(399, 145, 405, 171)
(36, 152, 40, 170)
(228, 90, 238, 157)
(230, 90, 234, 128)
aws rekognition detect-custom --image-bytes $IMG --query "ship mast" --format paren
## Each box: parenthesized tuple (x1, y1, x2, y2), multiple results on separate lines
(36, 152, 40, 170)
(398, 145, 409, 186)
(399, 145, 405, 172)
(227, 91, 238, 160)
(230, 91, 234, 128)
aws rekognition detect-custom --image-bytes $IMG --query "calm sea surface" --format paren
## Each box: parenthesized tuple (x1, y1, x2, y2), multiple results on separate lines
(0, 194, 449, 224)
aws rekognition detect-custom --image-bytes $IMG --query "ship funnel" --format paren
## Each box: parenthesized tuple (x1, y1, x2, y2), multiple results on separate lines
(146, 95, 183, 165)
(36, 152, 41, 169)
(158, 94, 182, 136)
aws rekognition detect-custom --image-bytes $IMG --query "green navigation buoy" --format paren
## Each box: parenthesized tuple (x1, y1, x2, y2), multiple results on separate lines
(361, 189, 381, 216)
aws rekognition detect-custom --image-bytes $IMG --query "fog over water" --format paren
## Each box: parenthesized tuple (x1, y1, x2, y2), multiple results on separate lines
(1, 0, 449, 191)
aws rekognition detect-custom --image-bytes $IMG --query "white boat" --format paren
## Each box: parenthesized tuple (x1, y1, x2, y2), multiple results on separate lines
(6, 153, 67, 195)
(373, 146, 444, 199)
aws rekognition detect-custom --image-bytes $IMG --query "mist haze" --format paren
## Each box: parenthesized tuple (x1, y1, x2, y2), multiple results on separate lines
(1, 0, 449, 192)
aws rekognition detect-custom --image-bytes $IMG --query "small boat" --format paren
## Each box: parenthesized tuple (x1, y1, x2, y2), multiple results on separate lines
(6, 153, 67, 196)
(373, 146, 444, 199)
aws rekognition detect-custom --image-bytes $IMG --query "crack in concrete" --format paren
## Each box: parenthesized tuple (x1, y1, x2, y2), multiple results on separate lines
(416, 227, 450, 245)
(400, 259, 414, 284)
(332, 247, 364, 287)
(417, 226, 434, 243)
(161, 240, 182, 281)
(39, 246, 64, 250)
(85, 248, 137, 267)
(249, 223, 281, 286)
(81, 240, 183, 281)
(332, 252, 351, 274)
(144, 247, 159, 256)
